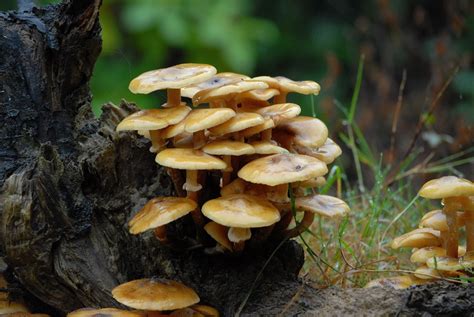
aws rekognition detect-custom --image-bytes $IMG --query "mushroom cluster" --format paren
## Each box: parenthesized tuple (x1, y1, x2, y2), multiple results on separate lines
(117, 63, 350, 253)
(367, 176, 474, 289)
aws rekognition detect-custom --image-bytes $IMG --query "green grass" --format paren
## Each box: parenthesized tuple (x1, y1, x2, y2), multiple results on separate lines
(297, 55, 474, 287)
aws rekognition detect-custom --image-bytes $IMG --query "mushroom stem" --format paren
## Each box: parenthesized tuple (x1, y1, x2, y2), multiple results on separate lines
(167, 88, 181, 107)
(443, 197, 459, 258)
(184, 170, 202, 192)
(166, 167, 186, 197)
(282, 211, 315, 239)
(187, 190, 205, 228)
(273, 92, 287, 104)
(222, 155, 233, 187)
(149, 130, 166, 152)
(274, 207, 293, 232)
(193, 130, 206, 149)
(261, 128, 272, 141)
(153, 226, 168, 243)
(232, 241, 245, 252)
(463, 198, 474, 252)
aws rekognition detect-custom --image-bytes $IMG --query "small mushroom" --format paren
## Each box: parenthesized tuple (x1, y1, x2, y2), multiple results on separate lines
(391, 228, 442, 249)
(192, 80, 268, 107)
(410, 246, 466, 264)
(252, 76, 320, 103)
(274, 116, 328, 149)
(181, 72, 249, 100)
(209, 112, 265, 140)
(293, 138, 342, 164)
(112, 278, 200, 312)
(426, 252, 474, 271)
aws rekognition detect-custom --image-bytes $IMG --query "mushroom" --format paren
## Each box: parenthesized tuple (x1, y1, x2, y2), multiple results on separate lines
(227, 227, 252, 252)
(129, 63, 217, 107)
(240, 118, 275, 140)
(170, 305, 220, 317)
(201, 140, 255, 186)
(273, 116, 328, 149)
(234, 88, 280, 108)
(391, 228, 442, 249)
(156, 149, 227, 226)
(249, 141, 289, 155)
(203, 221, 232, 252)
(293, 138, 342, 164)
(426, 252, 474, 272)
(418, 176, 474, 257)
(410, 246, 466, 264)
(67, 308, 145, 317)
(128, 197, 198, 242)
(253, 103, 301, 141)
(181, 72, 250, 102)
(209, 112, 265, 141)
(112, 278, 200, 312)
(183, 108, 236, 149)
(252, 76, 320, 103)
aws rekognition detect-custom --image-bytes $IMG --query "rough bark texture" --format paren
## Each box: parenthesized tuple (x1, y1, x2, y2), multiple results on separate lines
(0, 1, 473, 316)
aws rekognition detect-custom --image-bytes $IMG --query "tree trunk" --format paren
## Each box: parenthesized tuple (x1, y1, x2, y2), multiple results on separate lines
(1, 1, 473, 316)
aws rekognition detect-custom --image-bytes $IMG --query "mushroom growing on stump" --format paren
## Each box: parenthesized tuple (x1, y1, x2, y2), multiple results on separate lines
(156, 148, 227, 227)
(128, 197, 197, 242)
(418, 176, 474, 257)
(252, 76, 321, 104)
(112, 278, 200, 313)
(129, 63, 217, 107)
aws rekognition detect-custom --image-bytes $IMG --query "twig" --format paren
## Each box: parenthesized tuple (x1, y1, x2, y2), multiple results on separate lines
(388, 69, 407, 165)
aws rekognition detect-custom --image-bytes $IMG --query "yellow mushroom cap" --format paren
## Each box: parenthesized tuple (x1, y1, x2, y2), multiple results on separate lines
(240, 119, 275, 138)
(202, 194, 280, 228)
(364, 275, 428, 289)
(236, 88, 280, 101)
(410, 246, 466, 264)
(252, 76, 321, 95)
(250, 141, 289, 155)
(220, 178, 289, 203)
(238, 153, 328, 186)
(255, 103, 301, 125)
(204, 221, 232, 251)
(161, 120, 186, 139)
(294, 138, 342, 164)
(156, 149, 227, 170)
(184, 108, 236, 133)
(418, 176, 474, 199)
(413, 265, 440, 280)
(295, 194, 350, 218)
(189, 305, 220, 317)
(192, 80, 268, 105)
(419, 209, 465, 231)
(391, 228, 441, 249)
(202, 141, 255, 156)
(129, 63, 217, 94)
(275, 116, 328, 148)
(209, 113, 264, 135)
(128, 197, 197, 235)
(67, 308, 145, 317)
(116, 106, 191, 132)
(112, 278, 200, 311)
(181, 72, 249, 98)
(426, 253, 474, 271)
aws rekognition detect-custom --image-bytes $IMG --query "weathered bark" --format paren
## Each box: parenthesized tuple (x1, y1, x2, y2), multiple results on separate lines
(1, 1, 473, 317)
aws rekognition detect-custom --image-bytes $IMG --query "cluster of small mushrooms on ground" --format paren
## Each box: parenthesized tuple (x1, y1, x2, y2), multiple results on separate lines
(367, 176, 474, 289)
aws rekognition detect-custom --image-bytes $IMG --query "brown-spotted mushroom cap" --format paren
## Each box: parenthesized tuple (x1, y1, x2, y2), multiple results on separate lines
(192, 80, 268, 106)
(418, 176, 474, 199)
(129, 63, 217, 94)
(275, 116, 328, 148)
(181, 72, 249, 98)
(128, 197, 197, 234)
(184, 108, 236, 133)
(202, 194, 280, 228)
(250, 141, 289, 155)
(255, 103, 301, 125)
(116, 106, 191, 131)
(112, 278, 200, 311)
(67, 308, 145, 317)
(391, 228, 441, 249)
(238, 153, 328, 186)
(208, 113, 265, 135)
(204, 221, 232, 251)
(294, 138, 342, 164)
(202, 141, 255, 156)
(156, 149, 227, 170)
(295, 194, 350, 218)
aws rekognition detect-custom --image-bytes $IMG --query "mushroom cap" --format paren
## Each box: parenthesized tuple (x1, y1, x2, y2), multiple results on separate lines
(293, 138, 342, 164)
(193, 80, 268, 105)
(202, 194, 280, 228)
(255, 103, 301, 125)
(236, 88, 280, 101)
(426, 253, 474, 271)
(391, 228, 441, 249)
(116, 106, 191, 131)
(156, 149, 227, 170)
(410, 246, 466, 264)
(275, 116, 328, 148)
(419, 209, 465, 231)
(184, 108, 236, 133)
(173, 132, 194, 148)
(238, 153, 328, 186)
(129, 63, 217, 94)
(181, 72, 249, 98)
(295, 194, 350, 218)
(240, 119, 275, 138)
(112, 278, 200, 311)
(189, 305, 220, 317)
(413, 265, 440, 280)
(418, 176, 474, 199)
(204, 221, 232, 251)
(128, 197, 197, 234)
(294, 177, 326, 188)
(161, 120, 186, 139)
(220, 178, 289, 203)
(202, 141, 255, 156)
(364, 275, 427, 289)
(67, 308, 144, 317)
(252, 76, 321, 95)
(209, 112, 265, 135)
(250, 141, 289, 155)
(227, 227, 252, 243)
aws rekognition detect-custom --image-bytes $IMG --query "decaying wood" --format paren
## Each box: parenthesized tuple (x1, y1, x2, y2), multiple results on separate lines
(0, 1, 473, 316)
